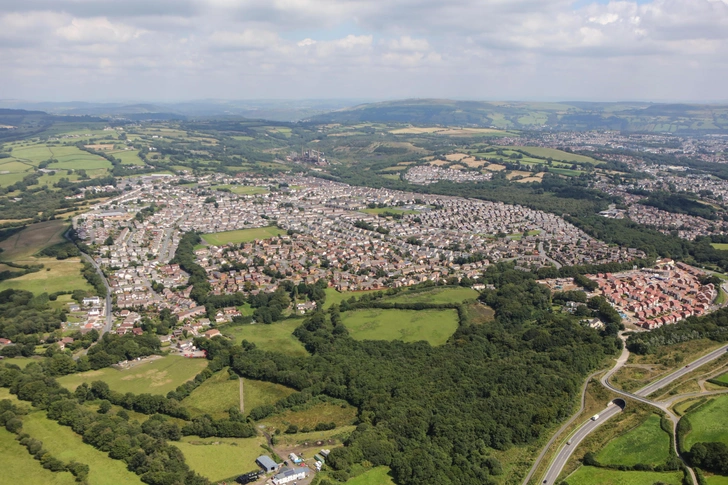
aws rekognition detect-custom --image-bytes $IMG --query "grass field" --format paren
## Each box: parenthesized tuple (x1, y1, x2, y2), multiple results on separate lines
(201, 226, 285, 246)
(57, 355, 208, 396)
(713, 371, 728, 384)
(510, 146, 598, 164)
(261, 401, 357, 431)
(182, 369, 240, 419)
(566, 466, 683, 485)
(0, 220, 69, 260)
(0, 427, 77, 485)
(596, 414, 671, 466)
(706, 475, 728, 485)
(711, 243, 728, 251)
(173, 435, 267, 482)
(0, 258, 93, 295)
(211, 184, 269, 195)
(386, 287, 479, 305)
(109, 150, 145, 166)
(341, 308, 459, 346)
(323, 288, 383, 309)
(22, 411, 144, 485)
(219, 321, 308, 357)
(684, 395, 728, 449)
(243, 378, 296, 414)
(346, 466, 396, 485)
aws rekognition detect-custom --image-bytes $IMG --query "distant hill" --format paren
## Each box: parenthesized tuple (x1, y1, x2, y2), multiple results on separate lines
(311, 99, 728, 133)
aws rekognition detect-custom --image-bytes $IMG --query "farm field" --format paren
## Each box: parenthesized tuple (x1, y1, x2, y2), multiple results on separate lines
(57, 355, 207, 396)
(346, 466, 396, 485)
(596, 414, 671, 466)
(0, 427, 77, 485)
(565, 466, 683, 485)
(109, 150, 145, 165)
(219, 321, 308, 356)
(173, 435, 267, 482)
(0, 220, 68, 260)
(181, 369, 240, 419)
(201, 226, 285, 246)
(509, 146, 597, 164)
(0, 258, 92, 294)
(341, 308, 459, 345)
(261, 401, 358, 431)
(385, 286, 479, 304)
(243, 378, 295, 414)
(683, 395, 728, 449)
(22, 411, 144, 485)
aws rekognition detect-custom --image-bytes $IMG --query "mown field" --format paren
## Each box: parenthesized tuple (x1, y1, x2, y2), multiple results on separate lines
(181, 369, 240, 419)
(57, 355, 207, 396)
(219, 321, 308, 357)
(596, 414, 671, 466)
(341, 308, 459, 345)
(566, 466, 683, 485)
(172, 435, 267, 482)
(201, 226, 285, 246)
(684, 395, 728, 449)
(0, 426, 77, 485)
(22, 411, 144, 485)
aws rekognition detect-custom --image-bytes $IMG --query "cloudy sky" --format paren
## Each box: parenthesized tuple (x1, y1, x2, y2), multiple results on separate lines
(1, 0, 727, 102)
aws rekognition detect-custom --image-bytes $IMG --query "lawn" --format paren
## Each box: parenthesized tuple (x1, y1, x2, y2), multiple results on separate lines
(0, 426, 77, 485)
(684, 395, 728, 449)
(22, 411, 144, 485)
(201, 226, 285, 246)
(173, 435, 267, 482)
(596, 414, 671, 466)
(385, 286, 479, 305)
(341, 308, 459, 346)
(182, 369, 240, 419)
(346, 466, 396, 485)
(243, 378, 296, 414)
(57, 355, 208, 396)
(565, 466, 683, 485)
(219, 321, 308, 357)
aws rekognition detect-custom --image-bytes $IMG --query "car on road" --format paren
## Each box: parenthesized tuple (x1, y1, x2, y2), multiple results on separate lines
(591, 414, 600, 421)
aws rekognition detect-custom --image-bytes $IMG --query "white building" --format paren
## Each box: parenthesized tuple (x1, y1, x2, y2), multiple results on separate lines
(272, 466, 310, 485)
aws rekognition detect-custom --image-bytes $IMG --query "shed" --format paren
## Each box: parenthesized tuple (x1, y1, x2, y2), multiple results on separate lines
(256, 455, 278, 473)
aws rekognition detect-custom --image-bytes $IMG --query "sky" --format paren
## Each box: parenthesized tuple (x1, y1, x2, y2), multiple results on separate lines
(1, 0, 727, 103)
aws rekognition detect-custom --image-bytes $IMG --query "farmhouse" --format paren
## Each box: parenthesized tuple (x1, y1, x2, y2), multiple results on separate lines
(271, 466, 311, 485)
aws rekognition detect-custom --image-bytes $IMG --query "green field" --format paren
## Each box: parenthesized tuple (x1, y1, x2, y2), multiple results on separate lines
(243, 378, 295, 414)
(684, 395, 728, 449)
(0, 258, 93, 294)
(262, 401, 358, 430)
(386, 286, 479, 304)
(57, 355, 208, 396)
(346, 466, 396, 485)
(219, 321, 308, 356)
(109, 150, 145, 165)
(596, 414, 671, 466)
(566, 466, 683, 485)
(0, 426, 77, 485)
(711, 243, 728, 251)
(22, 411, 144, 485)
(706, 475, 728, 485)
(341, 308, 459, 345)
(201, 226, 285, 246)
(509, 146, 598, 164)
(182, 369, 240, 418)
(0, 220, 69, 260)
(713, 371, 728, 384)
(211, 184, 269, 195)
(173, 435, 267, 482)
(323, 288, 383, 309)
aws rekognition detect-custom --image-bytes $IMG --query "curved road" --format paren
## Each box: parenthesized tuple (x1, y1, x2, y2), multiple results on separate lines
(539, 342, 728, 484)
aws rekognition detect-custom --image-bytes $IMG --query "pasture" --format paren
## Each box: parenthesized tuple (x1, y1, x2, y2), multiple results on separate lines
(0, 258, 93, 295)
(565, 466, 682, 485)
(109, 150, 145, 165)
(261, 401, 358, 431)
(706, 475, 728, 485)
(182, 369, 240, 419)
(57, 355, 207, 396)
(0, 220, 68, 260)
(22, 411, 144, 485)
(173, 435, 267, 482)
(323, 288, 384, 309)
(346, 467, 396, 485)
(341, 308, 459, 345)
(596, 414, 671, 466)
(385, 286, 479, 304)
(0, 427, 77, 485)
(243, 378, 296, 414)
(201, 226, 285, 246)
(684, 395, 728, 449)
(510, 146, 598, 164)
(219, 321, 308, 356)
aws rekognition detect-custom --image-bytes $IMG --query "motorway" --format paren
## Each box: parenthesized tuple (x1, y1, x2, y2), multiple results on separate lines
(538, 341, 728, 485)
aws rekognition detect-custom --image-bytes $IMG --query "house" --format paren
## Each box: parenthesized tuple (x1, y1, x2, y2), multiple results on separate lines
(83, 296, 101, 307)
(0, 338, 12, 346)
(272, 466, 310, 485)
(256, 455, 278, 473)
(132, 327, 144, 336)
(204, 329, 221, 339)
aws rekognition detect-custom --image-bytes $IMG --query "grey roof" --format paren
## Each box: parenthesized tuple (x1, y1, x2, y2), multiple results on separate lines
(256, 455, 278, 470)
(275, 467, 310, 479)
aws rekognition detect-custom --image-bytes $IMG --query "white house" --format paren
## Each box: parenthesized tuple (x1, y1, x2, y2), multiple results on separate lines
(272, 466, 310, 485)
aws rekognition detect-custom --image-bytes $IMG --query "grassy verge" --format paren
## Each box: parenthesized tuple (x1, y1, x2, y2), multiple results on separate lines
(596, 414, 671, 466)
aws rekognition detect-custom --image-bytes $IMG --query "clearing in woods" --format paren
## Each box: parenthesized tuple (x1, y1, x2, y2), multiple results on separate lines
(341, 308, 459, 346)
(345, 466, 397, 485)
(596, 414, 672, 466)
(56, 355, 208, 396)
(181, 369, 241, 419)
(242, 378, 296, 413)
(219, 320, 308, 356)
